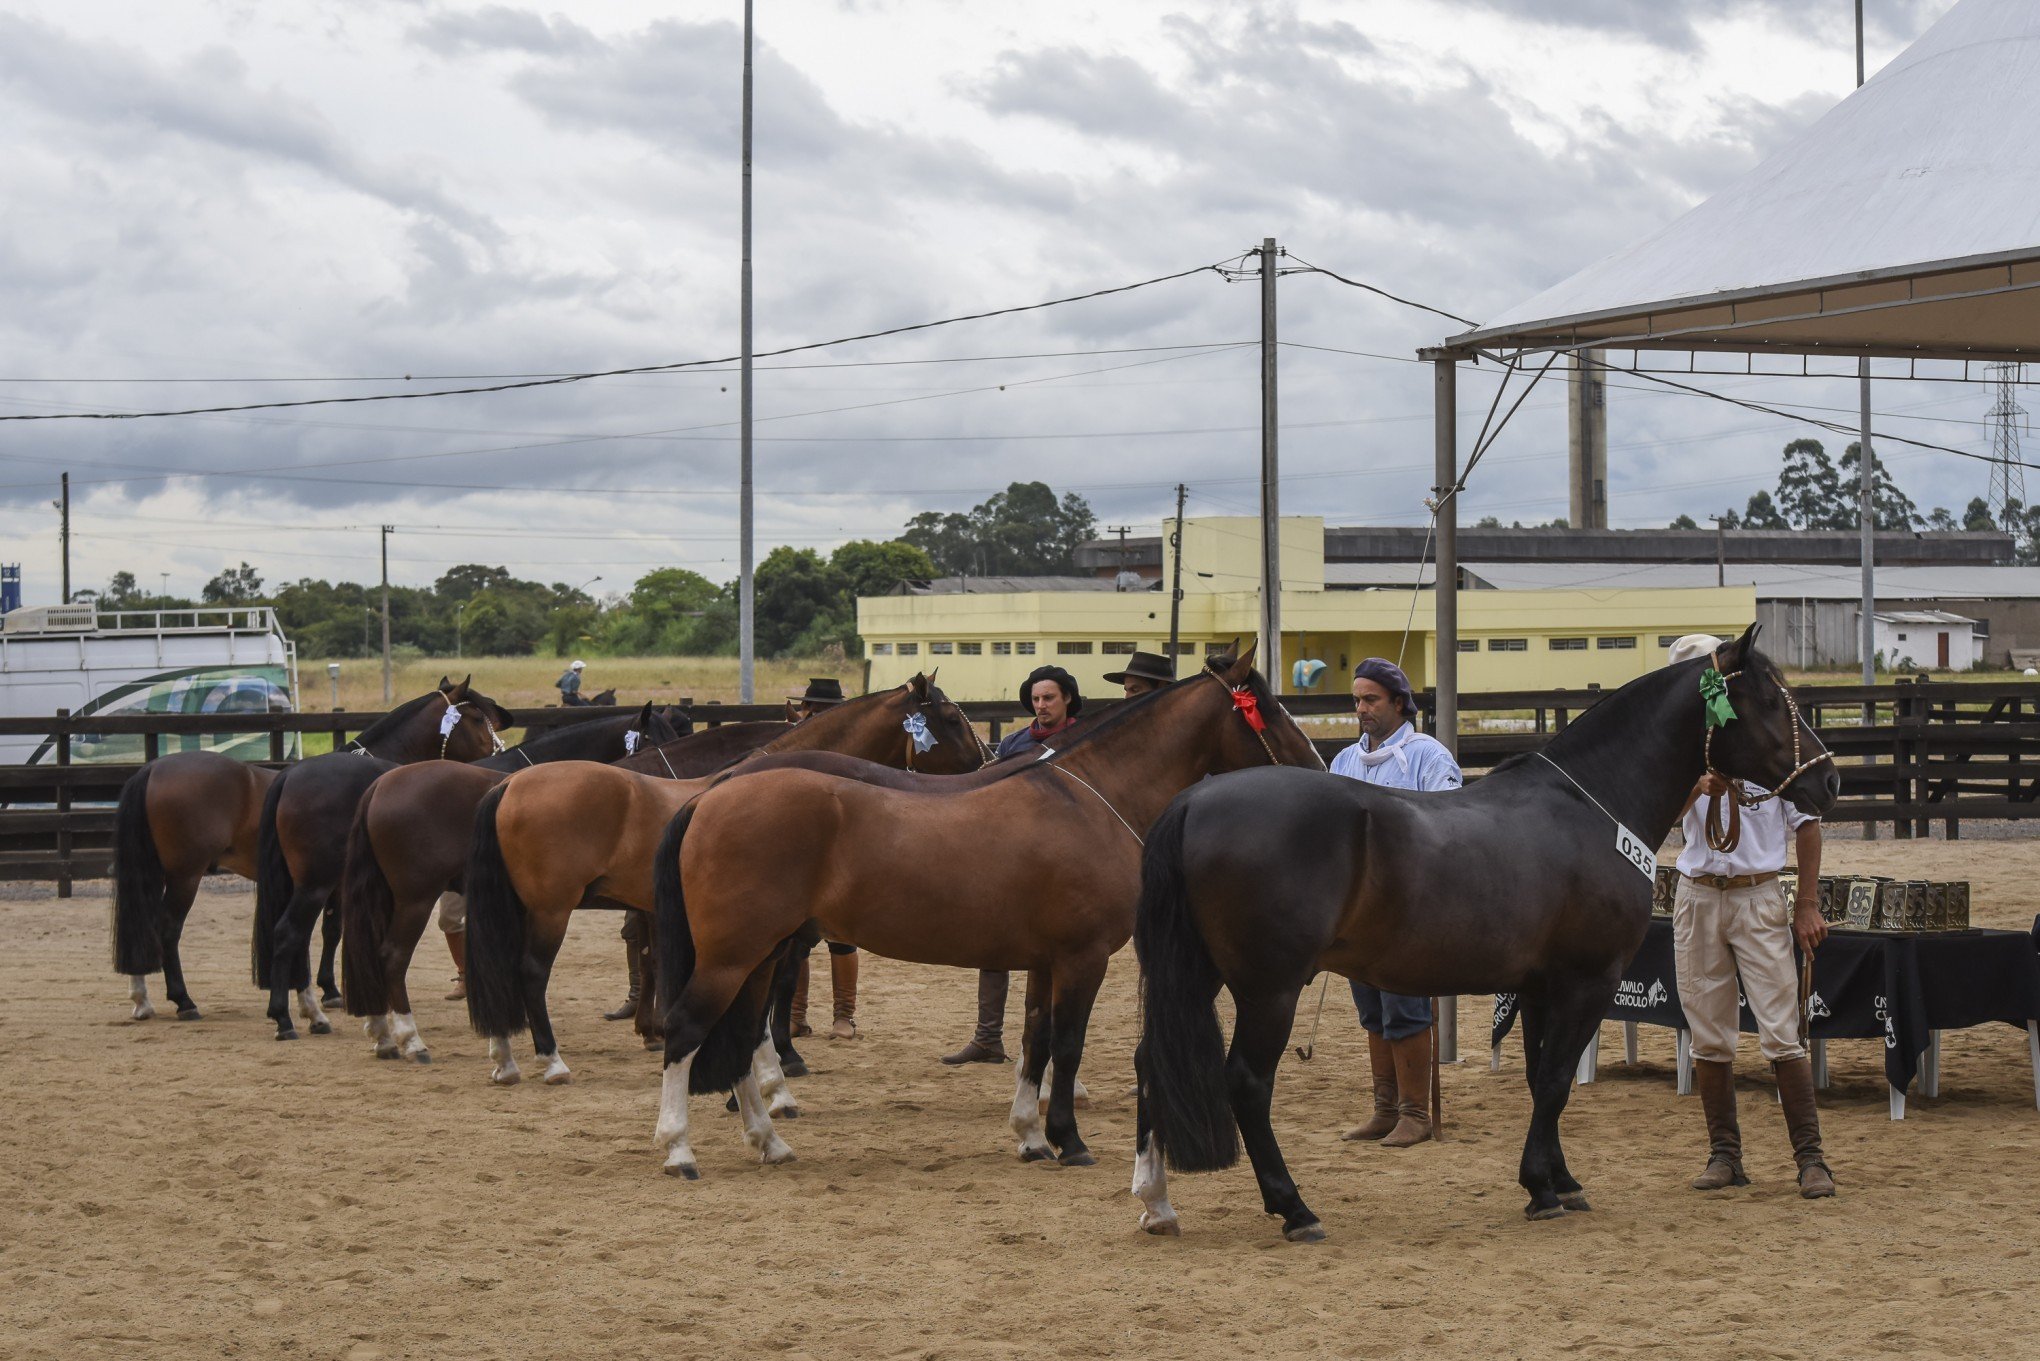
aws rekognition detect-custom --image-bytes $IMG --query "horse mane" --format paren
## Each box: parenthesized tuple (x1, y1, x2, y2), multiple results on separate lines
(1533, 639, 1785, 767)
(348, 690, 445, 749)
(509, 708, 649, 759)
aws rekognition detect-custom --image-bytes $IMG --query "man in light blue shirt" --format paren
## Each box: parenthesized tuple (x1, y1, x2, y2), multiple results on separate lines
(1331, 658, 1461, 1148)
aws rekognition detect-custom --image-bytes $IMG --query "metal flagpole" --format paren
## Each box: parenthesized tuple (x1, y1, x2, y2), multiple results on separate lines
(738, 0, 756, 704)
(1856, 0, 1875, 691)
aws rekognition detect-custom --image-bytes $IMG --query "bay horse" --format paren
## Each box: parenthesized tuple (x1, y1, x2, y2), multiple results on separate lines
(337, 702, 684, 1062)
(252, 677, 514, 1040)
(462, 674, 984, 1087)
(1129, 624, 1839, 1240)
(646, 649, 1321, 1180)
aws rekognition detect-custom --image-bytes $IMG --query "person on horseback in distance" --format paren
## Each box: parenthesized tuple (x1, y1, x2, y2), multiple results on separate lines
(1666, 634, 1835, 1199)
(1332, 657, 1458, 1149)
(942, 664, 1086, 1065)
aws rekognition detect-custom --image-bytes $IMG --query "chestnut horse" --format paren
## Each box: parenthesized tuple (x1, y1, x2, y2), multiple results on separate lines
(645, 650, 1321, 1180)
(1129, 625, 1839, 1240)
(462, 674, 985, 1086)
(252, 677, 514, 1040)
(336, 702, 684, 1061)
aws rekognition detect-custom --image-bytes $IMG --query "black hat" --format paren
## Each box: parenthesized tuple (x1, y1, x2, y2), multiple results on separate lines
(1018, 664, 1084, 718)
(792, 677, 846, 706)
(1102, 651, 1175, 686)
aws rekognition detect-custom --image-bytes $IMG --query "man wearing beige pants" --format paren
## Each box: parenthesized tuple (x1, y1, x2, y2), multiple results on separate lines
(1667, 633, 1836, 1200)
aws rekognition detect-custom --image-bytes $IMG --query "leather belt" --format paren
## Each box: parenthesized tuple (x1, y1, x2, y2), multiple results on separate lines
(1687, 870, 1779, 891)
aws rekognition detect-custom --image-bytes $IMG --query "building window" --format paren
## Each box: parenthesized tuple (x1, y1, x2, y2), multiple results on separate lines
(992, 641, 1012, 656)
(1163, 642, 1195, 656)
(870, 643, 891, 656)
(1205, 642, 1232, 655)
(898, 642, 919, 656)
(959, 642, 982, 656)
(1657, 635, 1683, 648)
(1549, 638, 1588, 652)
(930, 641, 954, 655)
(1896, 632, 1908, 641)
(1058, 641, 1093, 655)
(1102, 641, 1136, 655)
(1457, 639, 1478, 653)
(1489, 638, 1527, 653)
(1016, 641, 1036, 655)
(1598, 636, 1637, 650)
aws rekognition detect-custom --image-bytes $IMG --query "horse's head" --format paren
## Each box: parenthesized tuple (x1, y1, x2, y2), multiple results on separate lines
(1702, 624, 1839, 817)
(628, 700, 684, 753)
(1203, 644, 1324, 771)
(437, 674, 512, 761)
(894, 670, 988, 773)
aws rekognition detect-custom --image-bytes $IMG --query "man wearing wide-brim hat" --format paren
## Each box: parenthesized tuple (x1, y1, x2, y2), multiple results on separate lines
(1102, 650, 1174, 698)
(790, 676, 847, 718)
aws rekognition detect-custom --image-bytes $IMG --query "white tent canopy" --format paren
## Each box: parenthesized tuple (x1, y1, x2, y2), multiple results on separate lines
(1448, 0, 2040, 362)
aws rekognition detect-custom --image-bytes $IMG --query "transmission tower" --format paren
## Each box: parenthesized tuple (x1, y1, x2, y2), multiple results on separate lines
(1986, 361, 2026, 526)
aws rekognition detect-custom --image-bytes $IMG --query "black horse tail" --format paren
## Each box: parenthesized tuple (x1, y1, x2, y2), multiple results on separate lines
(463, 782, 528, 1037)
(1133, 798, 1239, 1173)
(251, 768, 293, 989)
(110, 763, 166, 975)
(652, 802, 753, 1094)
(338, 796, 393, 1018)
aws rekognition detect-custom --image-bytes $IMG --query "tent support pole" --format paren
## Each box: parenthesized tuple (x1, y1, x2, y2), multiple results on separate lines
(1432, 351, 1459, 1065)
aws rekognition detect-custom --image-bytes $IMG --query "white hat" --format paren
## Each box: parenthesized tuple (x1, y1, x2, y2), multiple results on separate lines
(570, 659, 586, 670)
(1666, 633, 1724, 667)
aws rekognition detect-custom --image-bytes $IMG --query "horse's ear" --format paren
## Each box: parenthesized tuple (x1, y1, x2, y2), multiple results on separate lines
(447, 675, 472, 700)
(910, 670, 932, 697)
(635, 700, 654, 726)
(1718, 622, 1762, 670)
(438, 675, 453, 691)
(1222, 640, 1259, 685)
(784, 699, 801, 722)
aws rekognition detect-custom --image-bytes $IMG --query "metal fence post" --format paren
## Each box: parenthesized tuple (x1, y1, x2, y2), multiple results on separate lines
(54, 708, 72, 899)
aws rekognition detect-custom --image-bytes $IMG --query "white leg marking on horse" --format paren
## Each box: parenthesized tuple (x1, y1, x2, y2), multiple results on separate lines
(1131, 1134, 1180, 1236)
(299, 988, 331, 1029)
(393, 1011, 429, 1060)
(1010, 1073, 1051, 1159)
(366, 1014, 399, 1057)
(488, 1035, 522, 1085)
(129, 976, 155, 1022)
(655, 1053, 699, 1178)
(752, 1038, 799, 1118)
(734, 1074, 797, 1165)
(539, 1049, 572, 1085)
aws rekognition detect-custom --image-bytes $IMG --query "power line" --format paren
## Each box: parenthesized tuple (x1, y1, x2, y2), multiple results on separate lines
(1283, 252, 1480, 328)
(0, 261, 1231, 423)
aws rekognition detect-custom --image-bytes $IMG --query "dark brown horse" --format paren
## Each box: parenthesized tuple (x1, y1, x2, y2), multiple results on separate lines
(337, 702, 684, 1061)
(1129, 625, 1840, 1240)
(253, 677, 514, 1040)
(111, 751, 281, 1022)
(645, 650, 1320, 1179)
(462, 675, 985, 1086)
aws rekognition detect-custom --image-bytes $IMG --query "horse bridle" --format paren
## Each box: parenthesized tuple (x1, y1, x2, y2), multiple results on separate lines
(438, 694, 507, 760)
(1205, 669, 1285, 765)
(1700, 651, 1832, 853)
(904, 693, 992, 772)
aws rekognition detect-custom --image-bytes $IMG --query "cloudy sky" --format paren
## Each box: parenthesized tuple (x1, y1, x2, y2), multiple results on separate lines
(0, 0, 1973, 605)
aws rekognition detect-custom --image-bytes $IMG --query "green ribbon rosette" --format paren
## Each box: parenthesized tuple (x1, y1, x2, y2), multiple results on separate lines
(1699, 667, 1736, 729)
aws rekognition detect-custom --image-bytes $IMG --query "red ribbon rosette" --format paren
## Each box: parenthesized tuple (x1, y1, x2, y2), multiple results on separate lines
(1230, 686, 1267, 732)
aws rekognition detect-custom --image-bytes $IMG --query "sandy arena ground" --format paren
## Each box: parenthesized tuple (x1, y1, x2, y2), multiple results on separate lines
(6, 836, 2040, 1359)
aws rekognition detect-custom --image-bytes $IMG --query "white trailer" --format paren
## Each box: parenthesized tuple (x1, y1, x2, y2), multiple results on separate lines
(0, 604, 299, 765)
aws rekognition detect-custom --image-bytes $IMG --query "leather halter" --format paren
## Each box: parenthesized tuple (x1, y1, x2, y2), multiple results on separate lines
(437, 694, 506, 761)
(1700, 650, 1832, 853)
(904, 695, 991, 772)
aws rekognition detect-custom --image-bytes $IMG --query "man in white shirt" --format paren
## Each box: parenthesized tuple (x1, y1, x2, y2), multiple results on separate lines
(1667, 634, 1836, 1200)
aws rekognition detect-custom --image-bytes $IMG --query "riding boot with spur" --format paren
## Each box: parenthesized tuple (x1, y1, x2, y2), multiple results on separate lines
(1690, 1058, 1749, 1190)
(602, 917, 645, 1022)
(1342, 1030, 1401, 1141)
(789, 955, 813, 1038)
(829, 948, 859, 1040)
(1775, 1056, 1836, 1199)
(1380, 1029, 1434, 1148)
(443, 930, 467, 1001)
(941, 971, 1009, 1064)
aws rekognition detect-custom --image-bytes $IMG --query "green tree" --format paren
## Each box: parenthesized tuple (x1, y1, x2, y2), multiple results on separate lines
(754, 546, 850, 656)
(597, 568, 724, 654)
(1776, 439, 1850, 530)
(1927, 506, 1957, 532)
(1741, 489, 1788, 530)
(830, 539, 936, 598)
(104, 570, 139, 605)
(203, 561, 264, 603)
(901, 481, 1096, 576)
(1669, 514, 1699, 530)
(1964, 496, 1997, 531)
(1836, 441, 1921, 531)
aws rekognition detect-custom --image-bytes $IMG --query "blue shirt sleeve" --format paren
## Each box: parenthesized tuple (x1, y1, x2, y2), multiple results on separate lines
(1415, 743, 1463, 792)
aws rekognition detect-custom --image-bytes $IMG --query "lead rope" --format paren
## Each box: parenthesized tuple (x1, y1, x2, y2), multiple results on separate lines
(1700, 650, 1833, 853)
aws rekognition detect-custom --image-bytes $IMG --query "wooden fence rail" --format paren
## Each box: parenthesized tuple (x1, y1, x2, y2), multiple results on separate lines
(8, 678, 2036, 894)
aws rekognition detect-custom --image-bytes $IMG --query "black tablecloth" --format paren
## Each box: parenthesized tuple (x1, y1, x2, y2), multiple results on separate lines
(1490, 915, 2040, 1092)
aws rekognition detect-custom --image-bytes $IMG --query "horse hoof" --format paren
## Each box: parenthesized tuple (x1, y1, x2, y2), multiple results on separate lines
(663, 1161, 701, 1181)
(1139, 1213, 1182, 1237)
(491, 1068, 521, 1087)
(542, 1069, 573, 1086)
(1284, 1222, 1327, 1244)
(1558, 1192, 1591, 1212)
(724, 1094, 738, 1113)
(309, 1020, 332, 1036)
(276, 1030, 298, 1042)
(780, 1057, 809, 1079)
(176, 1008, 202, 1021)
(375, 1048, 401, 1061)
(321, 990, 344, 1005)
(642, 1037, 661, 1052)
(1019, 1146, 1056, 1164)
(1058, 1150, 1097, 1168)
(1524, 1203, 1569, 1222)
(411, 1051, 432, 1065)
(130, 1005, 155, 1022)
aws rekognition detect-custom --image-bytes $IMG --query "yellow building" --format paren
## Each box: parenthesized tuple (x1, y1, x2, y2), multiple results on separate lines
(858, 516, 1756, 701)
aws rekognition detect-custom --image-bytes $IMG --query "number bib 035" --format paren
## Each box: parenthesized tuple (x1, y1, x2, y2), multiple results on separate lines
(1614, 823, 1657, 881)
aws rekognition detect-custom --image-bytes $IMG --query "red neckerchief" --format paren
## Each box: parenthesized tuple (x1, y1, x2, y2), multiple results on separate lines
(1030, 717, 1075, 742)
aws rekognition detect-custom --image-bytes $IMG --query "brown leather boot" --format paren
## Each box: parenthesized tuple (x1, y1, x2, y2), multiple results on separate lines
(602, 919, 644, 1021)
(443, 929, 466, 1001)
(1342, 1031, 1400, 1140)
(829, 948, 859, 1040)
(1690, 1058, 1749, 1190)
(1775, 1056, 1836, 1198)
(941, 971, 1008, 1064)
(789, 954, 813, 1038)
(1380, 1029, 1434, 1148)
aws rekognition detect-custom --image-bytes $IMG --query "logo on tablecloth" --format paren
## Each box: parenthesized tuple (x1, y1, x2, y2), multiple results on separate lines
(1807, 991, 1832, 1020)
(1875, 993, 1895, 1048)
(1614, 978, 1669, 1009)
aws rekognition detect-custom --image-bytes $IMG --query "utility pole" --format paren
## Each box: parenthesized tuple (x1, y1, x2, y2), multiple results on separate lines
(737, 0, 756, 704)
(1258, 238, 1282, 687)
(1856, 0, 1876, 688)
(380, 524, 393, 704)
(1708, 514, 1727, 587)
(1167, 483, 1187, 674)
(1107, 525, 1133, 585)
(59, 471, 70, 604)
